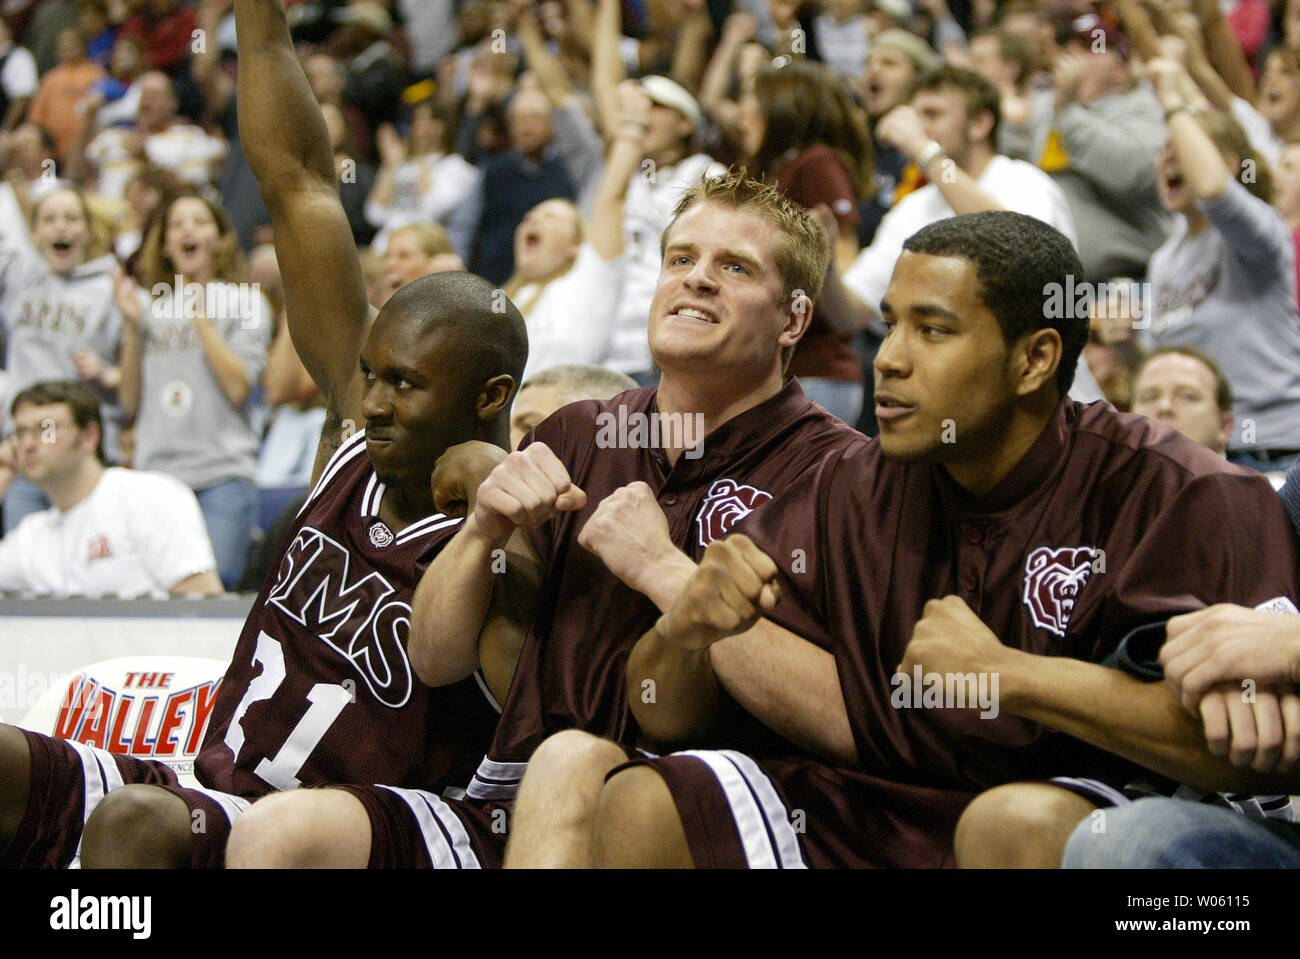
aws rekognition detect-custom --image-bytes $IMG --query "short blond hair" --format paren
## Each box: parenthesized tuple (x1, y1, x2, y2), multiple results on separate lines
(663, 169, 831, 370)
(663, 168, 830, 304)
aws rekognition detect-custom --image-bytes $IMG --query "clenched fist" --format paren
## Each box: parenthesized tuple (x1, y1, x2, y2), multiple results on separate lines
(898, 595, 1012, 680)
(578, 481, 682, 600)
(455, 441, 586, 543)
(655, 535, 780, 651)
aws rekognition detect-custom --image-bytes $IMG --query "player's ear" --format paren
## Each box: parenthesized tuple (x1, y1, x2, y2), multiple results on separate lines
(1013, 328, 1062, 397)
(782, 290, 814, 346)
(476, 374, 516, 422)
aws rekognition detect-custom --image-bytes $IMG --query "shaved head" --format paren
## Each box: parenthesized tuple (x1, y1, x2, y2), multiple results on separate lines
(383, 271, 529, 397)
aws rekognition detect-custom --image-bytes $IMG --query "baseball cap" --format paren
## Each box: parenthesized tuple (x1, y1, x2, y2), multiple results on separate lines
(871, 0, 913, 20)
(871, 29, 940, 73)
(640, 75, 702, 127)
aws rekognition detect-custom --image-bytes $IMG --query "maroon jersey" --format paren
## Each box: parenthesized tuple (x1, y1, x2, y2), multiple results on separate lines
(465, 380, 869, 800)
(197, 431, 501, 798)
(718, 399, 1300, 866)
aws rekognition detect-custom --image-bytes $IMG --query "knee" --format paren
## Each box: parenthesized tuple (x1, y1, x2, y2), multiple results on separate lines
(82, 785, 192, 869)
(955, 783, 1096, 869)
(227, 790, 368, 869)
(526, 730, 629, 788)
(593, 765, 690, 868)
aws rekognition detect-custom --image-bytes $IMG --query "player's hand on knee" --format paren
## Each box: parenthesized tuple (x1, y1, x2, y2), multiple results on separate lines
(578, 482, 680, 594)
(432, 441, 509, 519)
(471, 442, 586, 540)
(656, 535, 780, 651)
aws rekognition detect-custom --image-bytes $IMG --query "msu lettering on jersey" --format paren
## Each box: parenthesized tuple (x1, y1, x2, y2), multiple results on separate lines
(196, 431, 501, 798)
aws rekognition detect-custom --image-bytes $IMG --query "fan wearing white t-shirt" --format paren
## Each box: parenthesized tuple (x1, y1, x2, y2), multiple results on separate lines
(821, 66, 1078, 333)
(0, 382, 221, 598)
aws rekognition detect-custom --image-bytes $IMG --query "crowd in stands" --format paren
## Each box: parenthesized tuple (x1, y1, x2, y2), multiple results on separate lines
(2, 0, 1300, 595)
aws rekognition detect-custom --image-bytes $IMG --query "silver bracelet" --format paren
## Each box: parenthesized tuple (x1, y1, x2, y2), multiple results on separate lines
(916, 140, 945, 170)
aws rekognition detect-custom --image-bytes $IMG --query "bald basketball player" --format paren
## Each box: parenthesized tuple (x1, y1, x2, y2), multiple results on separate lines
(536, 211, 1300, 868)
(0, 0, 525, 869)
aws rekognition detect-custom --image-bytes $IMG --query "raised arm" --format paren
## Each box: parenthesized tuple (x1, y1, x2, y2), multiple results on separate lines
(234, 0, 371, 484)
(591, 0, 628, 135)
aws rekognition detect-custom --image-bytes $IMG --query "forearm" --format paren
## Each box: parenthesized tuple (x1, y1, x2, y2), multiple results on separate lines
(408, 515, 513, 686)
(1168, 110, 1230, 200)
(234, 0, 334, 192)
(670, 10, 713, 92)
(699, 37, 743, 122)
(628, 623, 725, 742)
(710, 622, 857, 764)
(366, 165, 397, 219)
(1199, 0, 1256, 102)
(171, 569, 223, 595)
(1, 97, 28, 133)
(1002, 651, 1297, 793)
(194, 316, 252, 408)
(592, 0, 626, 134)
(929, 156, 1005, 216)
(519, 14, 575, 107)
(590, 135, 640, 260)
(817, 259, 881, 336)
(1112, 0, 1162, 61)
(119, 322, 142, 419)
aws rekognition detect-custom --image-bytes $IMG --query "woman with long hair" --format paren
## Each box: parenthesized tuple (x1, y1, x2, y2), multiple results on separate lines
(1146, 57, 1300, 472)
(116, 193, 272, 588)
(738, 57, 874, 423)
(0, 184, 124, 530)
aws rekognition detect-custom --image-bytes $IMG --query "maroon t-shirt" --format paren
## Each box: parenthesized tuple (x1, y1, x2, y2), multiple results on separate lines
(774, 144, 862, 385)
(196, 431, 501, 798)
(734, 399, 1300, 866)
(464, 379, 869, 800)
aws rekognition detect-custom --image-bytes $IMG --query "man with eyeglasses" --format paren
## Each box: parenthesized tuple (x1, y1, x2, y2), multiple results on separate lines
(0, 379, 221, 597)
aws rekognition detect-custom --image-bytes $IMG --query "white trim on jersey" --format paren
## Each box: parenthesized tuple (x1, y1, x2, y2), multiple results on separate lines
(395, 514, 460, 545)
(375, 785, 481, 869)
(1050, 776, 1130, 808)
(361, 473, 382, 518)
(187, 786, 252, 825)
(674, 749, 807, 869)
(472, 671, 503, 714)
(466, 756, 528, 801)
(305, 429, 369, 507)
(68, 740, 126, 869)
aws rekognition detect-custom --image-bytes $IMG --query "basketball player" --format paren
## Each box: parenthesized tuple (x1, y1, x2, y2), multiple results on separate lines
(0, 0, 526, 868)
(538, 211, 1300, 868)
(221, 170, 877, 868)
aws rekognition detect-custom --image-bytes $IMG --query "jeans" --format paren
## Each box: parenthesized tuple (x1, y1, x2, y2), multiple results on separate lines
(196, 478, 260, 591)
(800, 378, 865, 426)
(1063, 798, 1300, 868)
(3, 474, 51, 533)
